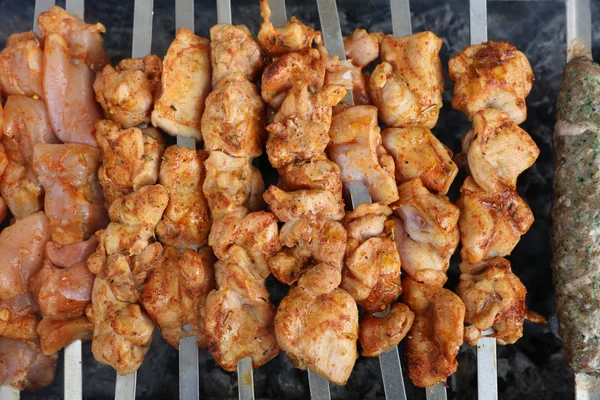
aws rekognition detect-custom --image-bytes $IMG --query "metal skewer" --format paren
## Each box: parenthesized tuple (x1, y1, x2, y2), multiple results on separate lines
(114, 1, 153, 398)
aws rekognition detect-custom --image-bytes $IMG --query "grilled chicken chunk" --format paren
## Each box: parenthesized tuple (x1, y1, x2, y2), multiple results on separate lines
(275, 263, 358, 386)
(267, 84, 345, 169)
(261, 49, 326, 109)
(458, 176, 534, 264)
(458, 257, 527, 345)
(210, 24, 267, 86)
(0, 338, 57, 391)
(449, 41, 534, 124)
(142, 247, 215, 348)
(340, 204, 402, 313)
(269, 216, 346, 285)
(0, 308, 39, 342)
(94, 55, 162, 128)
(33, 143, 108, 245)
(257, 0, 318, 58)
(369, 32, 444, 128)
(392, 179, 460, 286)
(203, 151, 265, 218)
(462, 108, 539, 193)
(264, 185, 344, 222)
(201, 72, 265, 158)
(156, 146, 211, 248)
(0, 31, 43, 98)
(328, 105, 399, 205)
(36, 317, 93, 356)
(382, 126, 457, 195)
(344, 29, 383, 69)
(280, 158, 343, 195)
(0, 212, 50, 301)
(95, 120, 165, 207)
(359, 302, 414, 357)
(151, 28, 211, 141)
(402, 276, 465, 388)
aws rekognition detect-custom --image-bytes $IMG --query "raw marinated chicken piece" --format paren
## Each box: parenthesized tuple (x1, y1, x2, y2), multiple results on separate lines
(0, 337, 57, 391)
(328, 105, 399, 205)
(151, 28, 211, 141)
(462, 109, 539, 193)
(261, 49, 326, 109)
(86, 185, 168, 374)
(381, 126, 457, 195)
(36, 317, 93, 356)
(275, 263, 359, 386)
(210, 24, 267, 86)
(449, 41, 534, 124)
(0, 309, 38, 341)
(340, 204, 402, 313)
(203, 151, 265, 218)
(369, 32, 444, 128)
(205, 245, 280, 370)
(263, 185, 344, 222)
(43, 33, 102, 146)
(94, 55, 162, 128)
(156, 146, 210, 248)
(279, 158, 343, 196)
(209, 207, 280, 275)
(344, 29, 383, 69)
(45, 236, 98, 268)
(201, 72, 265, 158)
(2, 95, 60, 163)
(95, 120, 165, 207)
(322, 57, 371, 105)
(0, 31, 43, 98)
(458, 257, 527, 346)
(269, 216, 346, 285)
(257, 0, 318, 58)
(458, 176, 534, 263)
(38, 6, 109, 70)
(392, 179, 460, 286)
(359, 303, 414, 357)
(267, 84, 345, 168)
(0, 137, 43, 219)
(402, 275, 465, 388)
(0, 212, 50, 301)
(142, 247, 215, 348)
(33, 143, 108, 244)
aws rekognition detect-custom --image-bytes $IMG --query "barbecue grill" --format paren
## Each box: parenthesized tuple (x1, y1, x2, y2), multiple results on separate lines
(0, 0, 584, 399)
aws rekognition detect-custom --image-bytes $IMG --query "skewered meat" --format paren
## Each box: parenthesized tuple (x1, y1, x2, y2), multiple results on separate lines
(142, 247, 215, 348)
(343, 29, 383, 69)
(263, 185, 344, 222)
(261, 49, 326, 109)
(274, 263, 358, 386)
(458, 176, 534, 264)
(392, 179, 459, 286)
(95, 120, 165, 207)
(203, 151, 265, 218)
(369, 32, 444, 128)
(45, 236, 98, 268)
(156, 146, 210, 248)
(36, 317, 93, 356)
(359, 303, 414, 357)
(210, 24, 267, 86)
(267, 84, 345, 169)
(42, 33, 102, 146)
(0, 310, 38, 341)
(457, 257, 527, 345)
(553, 54, 600, 374)
(0, 212, 50, 301)
(280, 158, 343, 195)
(340, 204, 402, 313)
(151, 28, 211, 141)
(461, 108, 539, 193)
(33, 143, 108, 245)
(86, 185, 168, 375)
(205, 245, 280, 371)
(402, 275, 465, 388)
(449, 41, 534, 124)
(269, 216, 346, 285)
(0, 31, 43, 98)
(0, 338, 57, 391)
(94, 55, 162, 128)
(257, 0, 318, 58)
(381, 126, 457, 195)
(201, 72, 265, 158)
(38, 6, 109, 70)
(328, 105, 399, 205)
